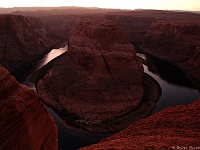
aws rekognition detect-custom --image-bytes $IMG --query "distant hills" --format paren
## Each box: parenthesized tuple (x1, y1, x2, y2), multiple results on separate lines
(0, 6, 125, 16)
(0, 6, 200, 16)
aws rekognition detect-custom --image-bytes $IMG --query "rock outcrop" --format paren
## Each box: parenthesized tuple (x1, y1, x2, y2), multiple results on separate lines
(0, 15, 55, 75)
(36, 17, 148, 133)
(0, 65, 58, 150)
(81, 99, 200, 150)
(143, 20, 200, 82)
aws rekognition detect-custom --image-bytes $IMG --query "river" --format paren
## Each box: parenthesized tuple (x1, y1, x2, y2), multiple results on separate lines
(137, 53, 200, 113)
(20, 48, 200, 150)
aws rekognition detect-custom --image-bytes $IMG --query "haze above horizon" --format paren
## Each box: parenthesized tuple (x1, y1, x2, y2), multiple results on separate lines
(1, 0, 200, 11)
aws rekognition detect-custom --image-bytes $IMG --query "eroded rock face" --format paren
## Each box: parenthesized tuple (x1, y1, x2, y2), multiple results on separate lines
(0, 65, 58, 150)
(37, 17, 144, 133)
(81, 99, 200, 150)
(39, 10, 200, 47)
(142, 20, 200, 81)
(40, 15, 76, 45)
(0, 15, 55, 74)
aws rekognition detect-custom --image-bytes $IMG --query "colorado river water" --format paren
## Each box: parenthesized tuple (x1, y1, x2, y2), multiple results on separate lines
(137, 53, 200, 113)
(20, 47, 199, 150)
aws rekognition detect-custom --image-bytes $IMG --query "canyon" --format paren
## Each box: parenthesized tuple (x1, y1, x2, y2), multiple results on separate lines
(81, 98, 200, 150)
(36, 16, 161, 133)
(0, 8, 199, 149)
(142, 19, 200, 85)
(0, 65, 58, 150)
(0, 15, 55, 76)
(35, 10, 200, 45)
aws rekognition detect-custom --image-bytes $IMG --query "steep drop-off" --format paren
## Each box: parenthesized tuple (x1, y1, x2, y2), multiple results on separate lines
(81, 98, 200, 150)
(0, 65, 58, 150)
(0, 15, 55, 75)
(36, 17, 149, 133)
(142, 20, 200, 83)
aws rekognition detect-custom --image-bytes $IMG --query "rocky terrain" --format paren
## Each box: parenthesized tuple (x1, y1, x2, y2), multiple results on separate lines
(33, 10, 199, 48)
(36, 16, 161, 133)
(142, 20, 200, 84)
(0, 7, 199, 149)
(40, 15, 76, 45)
(0, 65, 58, 150)
(0, 15, 55, 75)
(81, 98, 200, 150)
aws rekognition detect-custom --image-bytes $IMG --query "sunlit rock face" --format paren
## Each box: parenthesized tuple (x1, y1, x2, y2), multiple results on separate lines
(81, 99, 200, 150)
(0, 65, 58, 150)
(0, 15, 55, 74)
(142, 20, 200, 81)
(37, 16, 145, 133)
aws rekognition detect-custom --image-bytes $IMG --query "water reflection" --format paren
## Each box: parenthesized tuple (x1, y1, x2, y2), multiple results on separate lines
(137, 53, 200, 113)
(20, 45, 108, 150)
(21, 46, 68, 87)
(45, 107, 109, 150)
(19, 49, 199, 150)
(35, 45, 68, 70)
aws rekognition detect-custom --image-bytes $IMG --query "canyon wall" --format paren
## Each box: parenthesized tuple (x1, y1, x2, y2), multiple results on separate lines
(36, 16, 146, 133)
(81, 98, 200, 150)
(142, 20, 200, 81)
(39, 10, 200, 46)
(0, 65, 58, 150)
(40, 15, 76, 44)
(0, 15, 55, 75)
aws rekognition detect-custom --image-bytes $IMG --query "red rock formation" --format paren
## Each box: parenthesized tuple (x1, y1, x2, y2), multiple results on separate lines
(143, 20, 200, 81)
(37, 17, 145, 133)
(39, 10, 200, 46)
(105, 14, 154, 44)
(81, 99, 200, 150)
(0, 15, 55, 74)
(41, 15, 76, 44)
(0, 65, 58, 150)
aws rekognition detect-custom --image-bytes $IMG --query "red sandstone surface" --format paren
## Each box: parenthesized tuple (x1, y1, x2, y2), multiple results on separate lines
(36, 17, 145, 133)
(143, 20, 200, 82)
(81, 99, 200, 150)
(0, 65, 58, 150)
(0, 15, 55, 74)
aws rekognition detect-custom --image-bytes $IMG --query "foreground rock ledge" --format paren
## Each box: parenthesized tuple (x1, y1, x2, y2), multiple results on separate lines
(0, 65, 58, 150)
(81, 99, 200, 150)
(37, 17, 148, 133)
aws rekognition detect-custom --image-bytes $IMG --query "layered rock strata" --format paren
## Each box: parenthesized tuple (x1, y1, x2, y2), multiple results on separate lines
(0, 65, 58, 150)
(142, 20, 200, 82)
(81, 99, 200, 150)
(36, 17, 148, 133)
(0, 15, 55, 74)
(39, 10, 200, 46)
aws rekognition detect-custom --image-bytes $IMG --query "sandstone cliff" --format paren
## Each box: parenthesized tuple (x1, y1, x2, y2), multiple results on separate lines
(143, 20, 200, 82)
(39, 10, 200, 47)
(0, 15, 55, 75)
(81, 99, 200, 150)
(36, 17, 149, 133)
(41, 15, 76, 45)
(0, 65, 58, 150)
